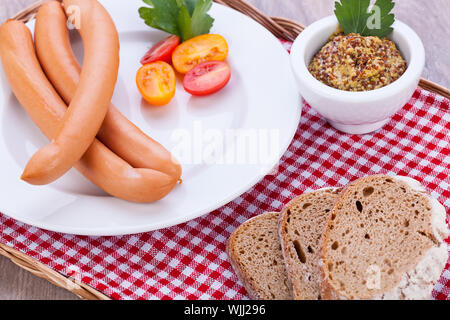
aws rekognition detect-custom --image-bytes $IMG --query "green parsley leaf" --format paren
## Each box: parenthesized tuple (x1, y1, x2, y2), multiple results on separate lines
(334, 0, 371, 35)
(151, 0, 180, 35)
(139, 6, 162, 31)
(139, 0, 215, 42)
(191, 0, 214, 37)
(178, 5, 194, 41)
(184, 0, 197, 15)
(334, 0, 395, 38)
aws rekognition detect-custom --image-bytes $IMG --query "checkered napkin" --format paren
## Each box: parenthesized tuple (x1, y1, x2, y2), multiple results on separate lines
(0, 40, 449, 299)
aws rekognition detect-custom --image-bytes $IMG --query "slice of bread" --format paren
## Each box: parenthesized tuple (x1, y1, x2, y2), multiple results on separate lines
(227, 212, 292, 300)
(321, 175, 449, 300)
(278, 188, 342, 299)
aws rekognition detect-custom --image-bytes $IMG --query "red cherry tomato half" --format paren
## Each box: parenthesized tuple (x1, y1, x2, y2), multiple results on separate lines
(183, 61, 231, 96)
(140, 35, 180, 65)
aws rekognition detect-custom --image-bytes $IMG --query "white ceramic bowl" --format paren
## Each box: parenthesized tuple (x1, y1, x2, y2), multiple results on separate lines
(290, 15, 425, 134)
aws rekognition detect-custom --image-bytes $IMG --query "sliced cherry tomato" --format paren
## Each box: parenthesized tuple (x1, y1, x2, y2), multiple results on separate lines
(140, 35, 180, 65)
(172, 34, 229, 74)
(136, 61, 176, 106)
(183, 61, 231, 96)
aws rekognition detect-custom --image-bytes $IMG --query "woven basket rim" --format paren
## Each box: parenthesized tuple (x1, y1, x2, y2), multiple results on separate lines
(0, 243, 110, 300)
(1, 0, 449, 301)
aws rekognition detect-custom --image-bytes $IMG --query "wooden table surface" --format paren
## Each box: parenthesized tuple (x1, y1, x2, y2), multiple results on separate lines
(0, 0, 449, 300)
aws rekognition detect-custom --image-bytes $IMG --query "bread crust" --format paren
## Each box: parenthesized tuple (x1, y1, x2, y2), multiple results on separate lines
(320, 175, 449, 300)
(226, 212, 291, 300)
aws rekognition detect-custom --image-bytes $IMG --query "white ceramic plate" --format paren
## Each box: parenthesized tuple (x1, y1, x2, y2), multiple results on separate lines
(0, 0, 301, 235)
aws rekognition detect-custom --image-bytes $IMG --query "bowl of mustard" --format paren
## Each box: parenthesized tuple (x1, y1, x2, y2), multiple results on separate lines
(290, 15, 425, 135)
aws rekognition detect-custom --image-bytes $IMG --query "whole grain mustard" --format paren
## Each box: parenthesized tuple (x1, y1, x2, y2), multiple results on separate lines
(308, 31, 407, 92)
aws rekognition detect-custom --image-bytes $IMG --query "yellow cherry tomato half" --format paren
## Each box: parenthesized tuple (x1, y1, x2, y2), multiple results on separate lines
(136, 61, 176, 106)
(172, 34, 229, 74)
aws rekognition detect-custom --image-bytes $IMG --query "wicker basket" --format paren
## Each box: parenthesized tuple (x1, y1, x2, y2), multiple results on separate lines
(1, 0, 449, 301)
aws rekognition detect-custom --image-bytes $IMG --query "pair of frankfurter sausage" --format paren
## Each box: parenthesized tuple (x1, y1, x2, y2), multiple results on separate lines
(0, 0, 182, 203)
(22, 0, 120, 185)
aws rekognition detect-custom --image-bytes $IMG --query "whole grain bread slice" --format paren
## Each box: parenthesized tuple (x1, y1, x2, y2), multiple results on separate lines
(227, 212, 292, 300)
(278, 188, 342, 300)
(321, 175, 449, 300)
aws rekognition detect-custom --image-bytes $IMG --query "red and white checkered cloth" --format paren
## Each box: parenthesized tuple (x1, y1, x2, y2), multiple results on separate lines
(0, 40, 449, 299)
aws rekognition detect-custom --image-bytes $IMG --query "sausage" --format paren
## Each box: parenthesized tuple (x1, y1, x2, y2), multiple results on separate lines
(0, 20, 177, 203)
(20, 0, 120, 185)
(34, 1, 182, 180)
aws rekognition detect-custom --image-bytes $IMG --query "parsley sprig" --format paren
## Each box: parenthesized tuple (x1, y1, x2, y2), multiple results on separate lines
(334, 0, 396, 38)
(139, 0, 215, 42)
